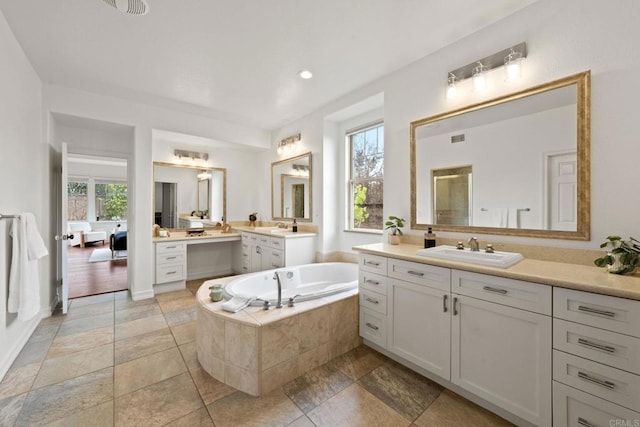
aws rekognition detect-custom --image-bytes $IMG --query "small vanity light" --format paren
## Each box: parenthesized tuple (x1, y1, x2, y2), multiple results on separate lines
(504, 48, 524, 81)
(298, 70, 313, 80)
(472, 62, 488, 91)
(446, 73, 458, 99)
(277, 133, 301, 155)
(174, 149, 209, 163)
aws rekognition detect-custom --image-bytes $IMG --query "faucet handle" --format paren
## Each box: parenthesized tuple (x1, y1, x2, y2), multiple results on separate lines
(485, 244, 495, 253)
(456, 241, 465, 250)
(262, 300, 271, 310)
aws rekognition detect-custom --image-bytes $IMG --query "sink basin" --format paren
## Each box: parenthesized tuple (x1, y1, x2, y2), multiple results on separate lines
(416, 245, 524, 268)
(253, 227, 287, 233)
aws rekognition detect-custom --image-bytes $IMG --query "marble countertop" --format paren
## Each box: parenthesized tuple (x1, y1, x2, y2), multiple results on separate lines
(153, 230, 241, 243)
(353, 243, 640, 301)
(232, 225, 316, 239)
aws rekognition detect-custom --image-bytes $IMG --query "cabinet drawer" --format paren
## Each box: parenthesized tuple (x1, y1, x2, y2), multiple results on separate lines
(359, 271, 387, 295)
(155, 241, 186, 254)
(360, 289, 387, 315)
(360, 308, 387, 348)
(554, 288, 640, 338)
(553, 350, 640, 412)
(156, 264, 185, 283)
(554, 318, 640, 375)
(156, 253, 185, 265)
(388, 259, 450, 292)
(241, 233, 251, 242)
(452, 270, 551, 315)
(257, 235, 270, 245)
(553, 381, 640, 427)
(270, 237, 284, 249)
(270, 250, 283, 268)
(359, 254, 387, 275)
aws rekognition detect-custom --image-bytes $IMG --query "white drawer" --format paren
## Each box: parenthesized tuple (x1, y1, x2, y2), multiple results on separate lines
(388, 259, 450, 292)
(241, 243, 251, 256)
(359, 289, 387, 315)
(240, 265, 250, 274)
(257, 235, 270, 245)
(241, 232, 251, 242)
(156, 253, 185, 265)
(359, 254, 388, 275)
(554, 318, 640, 375)
(270, 237, 284, 249)
(554, 288, 640, 338)
(553, 350, 640, 412)
(156, 264, 185, 283)
(270, 250, 283, 268)
(359, 308, 387, 348)
(249, 233, 258, 242)
(452, 270, 551, 315)
(553, 381, 640, 427)
(155, 241, 186, 254)
(359, 271, 388, 295)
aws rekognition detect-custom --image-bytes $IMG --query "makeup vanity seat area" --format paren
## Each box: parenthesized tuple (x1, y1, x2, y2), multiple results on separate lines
(354, 243, 640, 427)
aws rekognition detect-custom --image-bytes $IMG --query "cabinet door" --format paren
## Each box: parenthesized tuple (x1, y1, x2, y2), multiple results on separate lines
(251, 244, 262, 272)
(388, 278, 450, 380)
(260, 246, 276, 270)
(451, 294, 552, 427)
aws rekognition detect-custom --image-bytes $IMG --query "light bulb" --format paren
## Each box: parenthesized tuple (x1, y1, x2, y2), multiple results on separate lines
(277, 145, 283, 155)
(504, 49, 523, 81)
(446, 73, 457, 99)
(472, 63, 487, 91)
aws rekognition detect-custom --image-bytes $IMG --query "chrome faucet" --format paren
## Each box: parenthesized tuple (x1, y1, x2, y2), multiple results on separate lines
(468, 237, 479, 252)
(273, 272, 283, 308)
(275, 222, 287, 229)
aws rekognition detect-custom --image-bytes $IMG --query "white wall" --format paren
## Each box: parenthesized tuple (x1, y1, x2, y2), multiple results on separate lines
(0, 9, 51, 379)
(264, 0, 640, 252)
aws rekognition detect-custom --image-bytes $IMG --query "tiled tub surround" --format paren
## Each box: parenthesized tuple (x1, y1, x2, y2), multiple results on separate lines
(196, 276, 361, 396)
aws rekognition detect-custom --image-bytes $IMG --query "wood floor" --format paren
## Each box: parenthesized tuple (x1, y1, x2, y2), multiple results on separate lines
(67, 243, 128, 299)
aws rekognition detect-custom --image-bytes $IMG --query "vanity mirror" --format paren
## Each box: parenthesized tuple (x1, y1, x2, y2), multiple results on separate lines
(411, 71, 590, 240)
(153, 162, 226, 229)
(271, 152, 312, 221)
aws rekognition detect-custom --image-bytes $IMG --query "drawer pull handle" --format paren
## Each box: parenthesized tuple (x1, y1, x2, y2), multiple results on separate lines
(365, 279, 380, 286)
(443, 294, 448, 313)
(577, 338, 616, 353)
(453, 297, 459, 316)
(577, 371, 615, 390)
(364, 261, 380, 266)
(577, 418, 595, 427)
(365, 297, 379, 305)
(577, 305, 615, 317)
(273, 253, 280, 258)
(408, 270, 424, 277)
(366, 322, 379, 331)
(166, 256, 176, 260)
(166, 271, 177, 275)
(482, 286, 508, 294)
(243, 254, 248, 257)
(166, 245, 177, 249)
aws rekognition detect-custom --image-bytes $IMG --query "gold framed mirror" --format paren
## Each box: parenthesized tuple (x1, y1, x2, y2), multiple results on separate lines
(153, 162, 227, 229)
(411, 71, 590, 240)
(271, 152, 312, 221)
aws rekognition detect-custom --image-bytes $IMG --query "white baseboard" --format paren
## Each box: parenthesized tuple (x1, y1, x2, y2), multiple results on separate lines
(130, 288, 155, 301)
(187, 268, 234, 281)
(0, 315, 41, 382)
(153, 281, 186, 294)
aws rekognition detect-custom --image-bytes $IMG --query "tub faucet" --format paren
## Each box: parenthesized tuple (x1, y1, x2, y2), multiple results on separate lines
(273, 272, 284, 308)
(468, 237, 479, 252)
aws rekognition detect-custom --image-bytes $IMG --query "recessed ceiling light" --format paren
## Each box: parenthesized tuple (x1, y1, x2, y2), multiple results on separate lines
(298, 70, 313, 80)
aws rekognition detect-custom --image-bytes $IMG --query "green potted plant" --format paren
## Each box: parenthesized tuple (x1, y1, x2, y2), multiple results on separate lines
(385, 215, 405, 245)
(594, 236, 640, 275)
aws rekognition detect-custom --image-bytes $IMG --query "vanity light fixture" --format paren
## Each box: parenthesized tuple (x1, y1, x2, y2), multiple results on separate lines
(174, 149, 209, 162)
(276, 133, 301, 155)
(446, 42, 527, 96)
(197, 170, 212, 180)
(292, 164, 309, 177)
(298, 70, 313, 80)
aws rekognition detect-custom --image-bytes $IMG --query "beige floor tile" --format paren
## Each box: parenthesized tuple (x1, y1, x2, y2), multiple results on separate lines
(115, 371, 202, 426)
(171, 321, 196, 345)
(413, 389, 514, 427)
(46, 400, 113, 427)
(159, 295, 196, 313)
(283, 364, 353, 413)
(33, 343, 114, 389)
(179, 341, 201, 372)
(57, 312, 114, 337)
(0, 393, 27, 427)
(191, 367, 236, 405)
(11, 338, 52, 368)
(115, 295, 157, 311)
(287, 415, 316, 427)
(164, 407, 213, 426)
(306, 383, 411, 427)
(165, 306, 197, 326)
(70, 293, 115, 307)
(14, 367, 113, 426)
(28, 322, 61, 343)
(114, 314, 167, 341)
(114, 347, 187, 396)
(155, 289, 194, 302)
(65, 300, 114, 321)
(0, 362, 40, 400)
(327, 345, 388, 381)
(115, 328, 176, 365)
(114, 303, 163, 324)
(47, 326, 114, 359)
(358, 361, 442, 421)
(207, 388, 303, 427)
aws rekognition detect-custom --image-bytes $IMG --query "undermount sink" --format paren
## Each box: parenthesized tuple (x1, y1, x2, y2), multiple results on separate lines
(416, 245, 524, 268)
(253, 227, 287, 233)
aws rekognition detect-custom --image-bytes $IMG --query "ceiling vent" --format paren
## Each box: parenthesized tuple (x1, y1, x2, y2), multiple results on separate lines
(451, 134, 465, 144)
(102, 0, 149, 16)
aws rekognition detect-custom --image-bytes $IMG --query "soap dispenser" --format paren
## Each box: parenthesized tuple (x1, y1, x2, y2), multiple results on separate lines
(424, 227, 436, 248)
(292, 219, 298, 233)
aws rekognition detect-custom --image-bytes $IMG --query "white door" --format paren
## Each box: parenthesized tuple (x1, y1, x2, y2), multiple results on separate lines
(451, 294, 552, 426)
(388, 278, 451, 380)
(547, 151, 577, 231)
(57, 143, 69, 313)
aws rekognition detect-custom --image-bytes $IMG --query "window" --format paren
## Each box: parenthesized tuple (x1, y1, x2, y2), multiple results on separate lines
(347, 123, 384, 231)
(67, 181, 88, 221)
(96, 182, 128, 220)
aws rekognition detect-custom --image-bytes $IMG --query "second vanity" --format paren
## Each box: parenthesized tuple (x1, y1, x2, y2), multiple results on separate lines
(354, 243, 640, 427)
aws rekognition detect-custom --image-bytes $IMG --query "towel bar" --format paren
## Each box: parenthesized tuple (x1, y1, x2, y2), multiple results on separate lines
(480, 208, 530, 212)
(0, 214, 20, 219)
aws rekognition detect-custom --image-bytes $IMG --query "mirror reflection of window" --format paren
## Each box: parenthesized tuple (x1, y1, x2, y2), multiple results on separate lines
(271, 152, 312, 221)
(432, 166, 472, 226)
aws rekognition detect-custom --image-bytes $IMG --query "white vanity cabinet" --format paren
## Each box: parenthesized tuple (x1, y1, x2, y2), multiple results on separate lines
(239, 231, 314, 274)
(552, 288, 640, 426)
(155, 241, 187, 284)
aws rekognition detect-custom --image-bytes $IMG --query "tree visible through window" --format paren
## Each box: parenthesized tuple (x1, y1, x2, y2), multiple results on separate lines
(348, 123, 384, 230)
(96, 183, 128, 220)
(67, 181, 88, 221)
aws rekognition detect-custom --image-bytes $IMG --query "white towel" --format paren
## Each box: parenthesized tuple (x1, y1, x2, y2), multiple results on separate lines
(8, 213, 49, 321)
(507, 208, 519, 229)
(490, 208, 509, 227)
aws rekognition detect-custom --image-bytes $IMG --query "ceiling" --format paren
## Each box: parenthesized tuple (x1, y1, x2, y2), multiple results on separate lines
(0, 0, 536, 130)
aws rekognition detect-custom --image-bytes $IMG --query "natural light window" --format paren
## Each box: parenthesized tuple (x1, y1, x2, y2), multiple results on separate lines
(95, 182, 128, 221)
(67, 181, 88, 221)
(347, 122, 384, 231)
